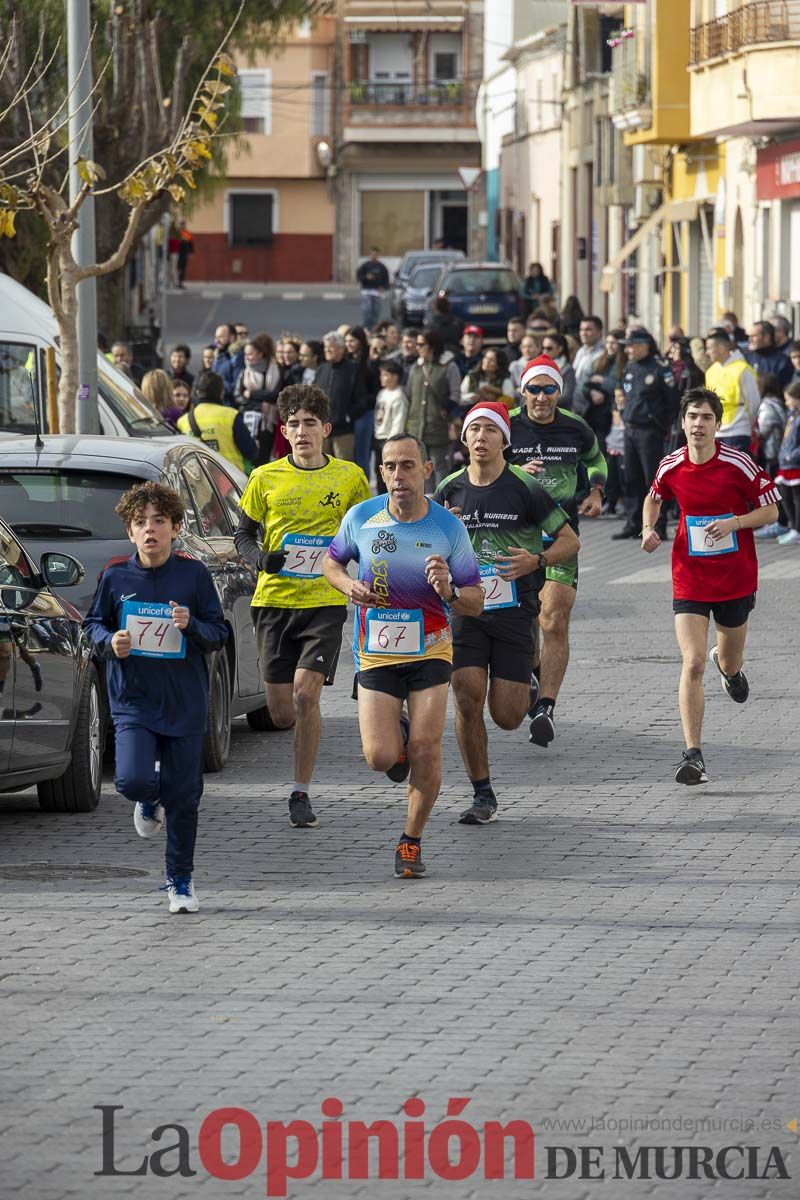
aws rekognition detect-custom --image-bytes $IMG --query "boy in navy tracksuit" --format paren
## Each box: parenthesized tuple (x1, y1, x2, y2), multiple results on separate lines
(84, 481, 228, 914)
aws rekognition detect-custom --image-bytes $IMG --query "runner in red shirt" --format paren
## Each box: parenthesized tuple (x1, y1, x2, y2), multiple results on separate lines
(642, 387, 779, 785)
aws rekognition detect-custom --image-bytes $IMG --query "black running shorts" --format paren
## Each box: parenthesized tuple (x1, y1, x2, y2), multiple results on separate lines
(356, 658, 452, 700)
(451, 608, 534, 684)
(253, 605, 346, 684)
(672, 593, 756, 628)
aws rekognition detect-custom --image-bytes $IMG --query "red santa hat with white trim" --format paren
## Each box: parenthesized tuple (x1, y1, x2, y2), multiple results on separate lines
(461, 400, 512, 445)
(519, 354, 564, 393)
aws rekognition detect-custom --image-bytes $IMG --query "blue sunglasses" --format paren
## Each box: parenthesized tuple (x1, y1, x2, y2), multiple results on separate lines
(524, 383, 560, 396)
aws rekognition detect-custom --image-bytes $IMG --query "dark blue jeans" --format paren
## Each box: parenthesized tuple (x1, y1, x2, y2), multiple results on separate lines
(114, 723, 204, 879)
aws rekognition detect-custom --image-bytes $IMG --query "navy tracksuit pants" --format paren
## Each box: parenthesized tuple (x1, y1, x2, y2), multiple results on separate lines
(114, 723, 204, 879)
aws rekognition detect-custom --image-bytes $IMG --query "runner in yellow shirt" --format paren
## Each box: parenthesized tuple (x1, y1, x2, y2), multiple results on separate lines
(234, 384, 369, 828)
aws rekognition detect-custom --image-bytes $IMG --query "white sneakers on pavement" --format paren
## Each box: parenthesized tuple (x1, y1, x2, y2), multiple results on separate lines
(133, 801, 165, 838)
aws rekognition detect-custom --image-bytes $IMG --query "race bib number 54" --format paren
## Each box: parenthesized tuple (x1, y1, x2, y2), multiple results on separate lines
(364, 608, 424, 656)
(121, 601, 186, 659)
(280, 534, 333, 578)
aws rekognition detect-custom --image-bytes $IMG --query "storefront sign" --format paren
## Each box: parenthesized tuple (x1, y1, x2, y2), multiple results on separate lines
(757, 138, 800, 200)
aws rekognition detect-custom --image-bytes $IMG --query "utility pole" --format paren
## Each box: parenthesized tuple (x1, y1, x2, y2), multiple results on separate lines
(67, 0, 99, 433)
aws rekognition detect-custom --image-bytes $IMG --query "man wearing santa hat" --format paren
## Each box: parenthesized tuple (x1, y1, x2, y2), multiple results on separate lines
(435, 400, 579, 822)
(507, 355, 607, 748)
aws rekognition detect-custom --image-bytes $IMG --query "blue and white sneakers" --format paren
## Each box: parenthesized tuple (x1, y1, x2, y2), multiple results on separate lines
(167, 877, 199, 914)
(133, 801, 164, 838)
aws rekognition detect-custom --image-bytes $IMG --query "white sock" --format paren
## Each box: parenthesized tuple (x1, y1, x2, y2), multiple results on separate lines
(293, 782, 310, 797)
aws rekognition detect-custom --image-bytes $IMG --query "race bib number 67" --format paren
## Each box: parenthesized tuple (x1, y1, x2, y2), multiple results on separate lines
(364, 608, 424, 656)
(121, 600, 186, 659)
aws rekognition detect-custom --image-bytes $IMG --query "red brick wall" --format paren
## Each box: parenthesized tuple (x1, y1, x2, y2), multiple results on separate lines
(188, 233, 333, 283)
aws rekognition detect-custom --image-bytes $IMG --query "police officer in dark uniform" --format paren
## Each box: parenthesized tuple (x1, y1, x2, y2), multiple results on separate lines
(612, 328, 677, 541)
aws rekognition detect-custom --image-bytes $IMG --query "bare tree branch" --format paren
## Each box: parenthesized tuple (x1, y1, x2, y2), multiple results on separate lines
(74, 201, 145, 280)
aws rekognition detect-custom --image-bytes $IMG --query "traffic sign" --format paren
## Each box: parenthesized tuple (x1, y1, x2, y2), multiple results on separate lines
(457, 166, 482, 191)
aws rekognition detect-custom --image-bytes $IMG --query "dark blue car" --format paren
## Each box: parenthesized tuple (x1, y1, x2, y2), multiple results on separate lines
(426, 263, 524, 338)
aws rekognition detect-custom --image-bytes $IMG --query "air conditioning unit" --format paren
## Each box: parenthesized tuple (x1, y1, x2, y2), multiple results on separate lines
(631, 143, 662, 187)
(633, 183, 663, 221)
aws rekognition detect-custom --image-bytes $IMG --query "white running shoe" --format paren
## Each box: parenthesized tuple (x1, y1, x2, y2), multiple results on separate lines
(133, 801, 165, 838)
(776, 529, 800, 546)
(167, 878, 199, 914)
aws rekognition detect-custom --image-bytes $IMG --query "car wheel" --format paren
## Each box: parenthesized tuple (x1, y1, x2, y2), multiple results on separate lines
(38, 664, 103, 814)
(246, 703, 280, 732)
(203, 650, 231, 772)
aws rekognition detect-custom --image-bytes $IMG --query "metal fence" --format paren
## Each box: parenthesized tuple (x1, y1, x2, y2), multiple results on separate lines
(690, 0, 800, 65)
(348, 80, 464, 107)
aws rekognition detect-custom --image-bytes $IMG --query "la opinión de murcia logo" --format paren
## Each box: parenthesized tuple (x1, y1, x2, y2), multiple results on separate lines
(94, 1101, 791, 1195)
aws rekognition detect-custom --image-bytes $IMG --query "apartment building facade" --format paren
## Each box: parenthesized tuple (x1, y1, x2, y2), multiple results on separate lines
(333, 0, 484, 278)
(187, 16, 337, 283)
(497, 23, 567, 287)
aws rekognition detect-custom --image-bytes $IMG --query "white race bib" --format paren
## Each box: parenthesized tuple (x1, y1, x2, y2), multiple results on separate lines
(479, 565, 518, 610)
(280, 534, 333, 578)
(364, 608, 424, 656)
(121, 601, 185, 659)
(685, 514, 739, 557)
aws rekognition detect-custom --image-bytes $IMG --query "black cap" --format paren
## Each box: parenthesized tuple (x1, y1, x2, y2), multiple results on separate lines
(620, 328, 653, 346)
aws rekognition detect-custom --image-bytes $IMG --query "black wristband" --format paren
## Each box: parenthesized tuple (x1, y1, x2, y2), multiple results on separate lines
(258, 551, 287, 574)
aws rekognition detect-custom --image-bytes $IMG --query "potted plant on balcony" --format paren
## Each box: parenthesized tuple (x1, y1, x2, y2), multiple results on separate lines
(349, 80, 366, 103)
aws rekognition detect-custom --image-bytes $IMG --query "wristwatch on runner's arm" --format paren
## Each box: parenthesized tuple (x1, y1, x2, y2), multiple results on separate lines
(537, 553, 549, 570)
(444, 584, 460, 605)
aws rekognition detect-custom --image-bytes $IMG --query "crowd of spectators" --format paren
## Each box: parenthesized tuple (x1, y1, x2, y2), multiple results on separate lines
(111, 299, 800, 546)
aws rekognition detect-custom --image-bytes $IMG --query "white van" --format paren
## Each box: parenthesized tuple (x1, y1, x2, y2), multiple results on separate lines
(0, 272, 170, 437)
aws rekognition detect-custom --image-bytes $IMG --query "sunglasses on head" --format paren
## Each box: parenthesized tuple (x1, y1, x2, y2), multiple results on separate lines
(524, 383, 559, 397)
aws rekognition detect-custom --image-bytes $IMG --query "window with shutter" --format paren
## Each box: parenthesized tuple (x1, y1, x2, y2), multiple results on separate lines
(238, 70, 271, 135)
(229, 194, 274, 246)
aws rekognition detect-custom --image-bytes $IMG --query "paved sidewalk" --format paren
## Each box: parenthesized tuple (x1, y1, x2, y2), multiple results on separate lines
(1, 521, 798, 1199)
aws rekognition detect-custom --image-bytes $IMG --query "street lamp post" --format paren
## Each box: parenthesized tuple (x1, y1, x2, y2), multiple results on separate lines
(67, 0, 99, 433)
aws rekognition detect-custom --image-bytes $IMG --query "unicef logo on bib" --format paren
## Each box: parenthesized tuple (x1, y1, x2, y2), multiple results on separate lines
(685, 514, 738, 557)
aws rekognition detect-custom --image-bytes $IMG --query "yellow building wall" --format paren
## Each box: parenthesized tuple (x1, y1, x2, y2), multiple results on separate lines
(625, 0, 691, 146)
(190, 178, 334, 235)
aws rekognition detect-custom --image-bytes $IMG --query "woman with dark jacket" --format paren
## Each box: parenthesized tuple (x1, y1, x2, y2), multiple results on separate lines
(233, 334, 281, 464)
(278, 337, 305, 389)
(428, 295, 463, 352)
(345, 325, 381, 477)
(581, 330, 625, 453)
(406, 328, 461, 486)
(561, 295, 585, 338)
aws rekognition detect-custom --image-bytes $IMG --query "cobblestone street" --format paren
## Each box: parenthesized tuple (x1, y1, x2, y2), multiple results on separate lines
(2, 520, 798, 1199)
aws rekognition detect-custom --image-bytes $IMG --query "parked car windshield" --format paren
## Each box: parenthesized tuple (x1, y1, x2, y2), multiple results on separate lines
(99, 365, 167, 434)
(0, 470, 137, 539)
(0, 341, 40, 433)
(408, 264, 442, 290)
(444, 269, 519, 294)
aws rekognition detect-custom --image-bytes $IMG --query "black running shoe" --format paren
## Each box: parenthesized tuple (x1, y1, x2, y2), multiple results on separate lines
(288, 791, 319, 828)
(611, 526, 638, 540)
(458, 795, 498, 825)
(675, 749, 708, 785)
(709, 646, 749, 703)
(386, 714, 410, 783)
(527, 673, 540, 718)
(529, 701, 555, 747)
(394, 841, 425, 879)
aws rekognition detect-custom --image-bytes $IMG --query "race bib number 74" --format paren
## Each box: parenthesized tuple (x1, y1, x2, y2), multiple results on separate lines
(121, 600, 186, 659)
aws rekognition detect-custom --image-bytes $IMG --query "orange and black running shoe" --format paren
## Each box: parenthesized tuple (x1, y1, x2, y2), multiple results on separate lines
(394, 840, 426, 879)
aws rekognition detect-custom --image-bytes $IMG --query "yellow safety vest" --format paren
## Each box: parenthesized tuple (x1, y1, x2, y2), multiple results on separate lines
(706, 358, 756, 429)
(177, 403, 247, 472)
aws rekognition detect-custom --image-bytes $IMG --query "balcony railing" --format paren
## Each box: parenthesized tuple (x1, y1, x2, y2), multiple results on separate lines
(690, 0, 800, 65)
(348, 80, 464, 107)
